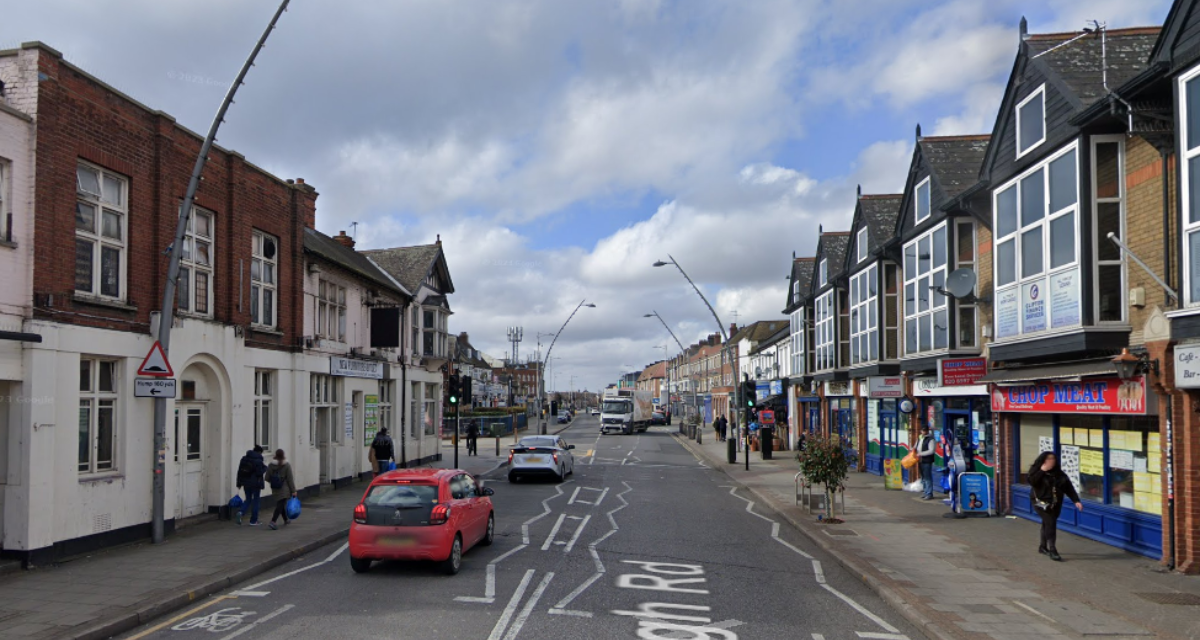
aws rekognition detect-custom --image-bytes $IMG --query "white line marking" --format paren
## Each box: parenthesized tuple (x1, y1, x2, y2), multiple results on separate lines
(710, 619, 746, 630)
(812, 560, 825, 584)
(456, 543, 529, 603)
(592, 487, 609, 507)
(547, 608, 593, 618)
(229, 591, 271, 597)
(856, 633, 910, 640)
(541, 514, 567, 551)
(240, 542, 348, 591)
(522, 483, 565, 545)
(218, 604, 294, 640)
(552, 571, 603, 610)
(502, 572, 554, 640)
(821, 583, 901, 633)
(324, 542, 349, 563)
(562, 515, 592, 553)
(812, 635, 826, 640)
(1012, 600, 1057, 623)
(487, 569, 535, 640)
(568, 487, 582, 504)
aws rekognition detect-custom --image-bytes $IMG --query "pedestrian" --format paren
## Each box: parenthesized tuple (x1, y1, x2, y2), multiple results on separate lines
(720, 414, 729, 442)
(797, 431, 807, 452)
(466, 420, 480, 456)
(235, 445, 267, 526)
(1028, 451, 1083, 561)
(371, 428, 395, 473)
(915, 426, 937, 501)
(266, 449, 297, 530)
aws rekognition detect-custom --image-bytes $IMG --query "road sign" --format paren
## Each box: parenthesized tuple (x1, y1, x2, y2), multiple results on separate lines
(759, 410, 775, 424)
(135, 378, 177, 398)
(137, 341, 174, 377)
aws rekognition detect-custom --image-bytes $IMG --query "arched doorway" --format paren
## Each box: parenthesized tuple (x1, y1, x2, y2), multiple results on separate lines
(175, 359, 226, 519)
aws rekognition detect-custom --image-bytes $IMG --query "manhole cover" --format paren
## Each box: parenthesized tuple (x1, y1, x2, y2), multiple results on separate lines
(823, 529, 858, 536)
(1135, 592, 1200, 605)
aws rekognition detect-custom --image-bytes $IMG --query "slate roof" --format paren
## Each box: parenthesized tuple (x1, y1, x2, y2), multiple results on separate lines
(1025, 27, 1161, 108)
(303, 228, 411, 298)
(751, 325, 790, 354)
(820, 232, 850, 278)
(858, 195, 902, 254)
(786, 257, 816, 312)
(731, 320, 789, 345)
(361, 243, 446, 295)
(918, 135, 991, 199)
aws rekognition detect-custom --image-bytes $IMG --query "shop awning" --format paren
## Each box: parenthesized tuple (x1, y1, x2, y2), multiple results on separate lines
(977, 359, 1118, 384)
(759, 394, 788, 407)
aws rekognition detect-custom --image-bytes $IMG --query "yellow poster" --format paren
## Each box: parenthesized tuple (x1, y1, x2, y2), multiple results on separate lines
(1089, 429, 1104, 448)
(1134, 492, 1159, 514)
(1120, 431, 1144, 452)
(1148, 453, 1161, 474)
(1075, 428, 1088, 445)
(1151, 477, 1162, 495)
(1060, 430, 1073, 445)
(1148, 433, 1160, 453)
(1080, 449, 1104, 476)
(1109, 432, 1125, 450)
(1133, 471, 1152, 490)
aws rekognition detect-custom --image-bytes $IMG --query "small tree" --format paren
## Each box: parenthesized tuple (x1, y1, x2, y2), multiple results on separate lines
(797, 435, 853, 521)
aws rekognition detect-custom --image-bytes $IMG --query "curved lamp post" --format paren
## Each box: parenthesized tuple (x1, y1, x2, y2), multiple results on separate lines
(654, 255, 743, 466)
(644, 311, 695, 431)
(538, 300, 596, 433)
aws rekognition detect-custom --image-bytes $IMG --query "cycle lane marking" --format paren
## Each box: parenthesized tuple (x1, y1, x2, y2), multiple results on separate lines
(218, 604, 294, 640)
(548, 481, 633, 617)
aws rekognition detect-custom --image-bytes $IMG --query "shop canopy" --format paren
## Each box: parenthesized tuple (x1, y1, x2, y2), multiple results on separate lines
(977, 359, 1118, 384)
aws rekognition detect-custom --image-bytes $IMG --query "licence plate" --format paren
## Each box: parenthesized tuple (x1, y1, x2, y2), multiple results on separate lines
(379, 536, 415, 548)
(523, 456, 545, 463)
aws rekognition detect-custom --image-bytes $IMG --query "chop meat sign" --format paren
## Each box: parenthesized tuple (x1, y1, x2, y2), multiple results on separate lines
(613, 560, 738, 639)
(990, 376, 1146, 414)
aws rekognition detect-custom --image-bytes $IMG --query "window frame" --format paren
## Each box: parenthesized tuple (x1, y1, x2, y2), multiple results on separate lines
(1091, 135, 1127, 323)
(814, 289, 837, 372)
(954, 220, 979, 349)
(915, 177, 932, 224)
(992, 140, 1082, 340)
(0, 160, 8, 243)
(309, 373, 339, 447)
(78, 357, 119, 475)
(1016, 84, 1047, 159)
(1179, 64, 1200, 307)
(856, 227, 868, 263)
(849, 264, 878, 366)
(316, 279, 347, 342)
(818, 259, 828, 287)
(790, 307, 806, 376)
(251, 230, 279, 328)
(254, 370, 274, 448)
(177, 206, 215, 317)
(903, 221, 950, 356)
(74, 161, 128, 301)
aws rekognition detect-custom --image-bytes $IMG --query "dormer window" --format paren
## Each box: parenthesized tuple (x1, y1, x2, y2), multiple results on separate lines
(818, 259, 828, 287)
(915, 178, 931, 223)
(1016, 85, 1046, 158)
(856, 228, 868, 263)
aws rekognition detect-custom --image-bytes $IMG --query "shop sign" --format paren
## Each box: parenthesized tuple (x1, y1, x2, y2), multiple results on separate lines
(958, 473, 992, 514)
(769, 380, 783, 396)
(824, 380, 853, 396)
(913, 377, 988, 397)
(883, 458, 904, 490)
(1174, 343, 1200, 389)
(996, 288, 1019, 339)
(364, 394, 379, 442)
(990, 376, 1146, 414)
(866, 376, 904, 398)
(330, 356, 384, 379)
(1022, 281, 1047, 333)
(759, 410, 775, 424)
(938, 358, 987, 386)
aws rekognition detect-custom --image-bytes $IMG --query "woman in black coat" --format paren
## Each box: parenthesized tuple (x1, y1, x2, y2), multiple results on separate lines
(1028, 451, 1083, 561)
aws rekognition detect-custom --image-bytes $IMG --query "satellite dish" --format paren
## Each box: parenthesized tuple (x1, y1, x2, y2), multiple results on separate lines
(944, 268, 977, 299)
(755, 366, 763, 377)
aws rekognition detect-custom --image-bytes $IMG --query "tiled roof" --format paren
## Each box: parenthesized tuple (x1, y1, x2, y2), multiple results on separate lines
(639, 361, 667, 381)
(751, 325, 790, 353)
(918, 135, 990, 199)
(821, 233, 850, 278)
(303, 229, 410, 298)
(1025, 27, 1160, 108)
(361, 243, 443, 294)
(731, 320, 789, 344)
(793, 258, 815, 293)
(859, 195, 902, 254)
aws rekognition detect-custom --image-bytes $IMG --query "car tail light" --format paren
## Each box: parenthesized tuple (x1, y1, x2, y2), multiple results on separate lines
(508, 451, 513, 464)
(430, 504, 450, 525)
(553, 452, 559, 463)
(353, 503, 367, 524)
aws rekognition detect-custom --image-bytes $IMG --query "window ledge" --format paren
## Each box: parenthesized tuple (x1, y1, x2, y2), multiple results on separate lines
(72, 294, 136, 313)
(1165, 308, 1200, 319)
(250, 326, 284, 337)
(0, 239, 17, 250)
(987, 324, 1131, 346)
(79, 473, 124, 484)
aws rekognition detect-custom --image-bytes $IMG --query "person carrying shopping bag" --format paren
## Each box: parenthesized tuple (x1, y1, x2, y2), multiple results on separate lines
(266, 449, 297, 530)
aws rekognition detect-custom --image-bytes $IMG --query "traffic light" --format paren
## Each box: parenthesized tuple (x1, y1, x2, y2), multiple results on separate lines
(741, 380, 757, 409)
(461, 376, 473, 404)
(551, 400, 559, 417)
(448, 374, 460, 405)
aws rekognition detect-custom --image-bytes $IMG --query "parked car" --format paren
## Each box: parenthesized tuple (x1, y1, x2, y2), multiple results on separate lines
(349, 468, 494, 575)
(509, 435, 576, 482)
(591, 408, 600, 416)
(650, 410, 667, 425)
(557, 412, 570, 424)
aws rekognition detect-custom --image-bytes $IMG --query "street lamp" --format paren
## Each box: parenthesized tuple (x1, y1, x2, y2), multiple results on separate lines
(654, 255, 743, 467)
(645, 311, 697, 434)
(535, 299, 596, 435)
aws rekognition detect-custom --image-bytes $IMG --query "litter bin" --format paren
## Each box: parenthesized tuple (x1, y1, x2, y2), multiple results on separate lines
(761, 426, 773, 460)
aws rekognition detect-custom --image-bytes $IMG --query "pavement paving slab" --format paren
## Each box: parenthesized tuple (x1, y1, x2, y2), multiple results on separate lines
(674, 431, 1200, 640)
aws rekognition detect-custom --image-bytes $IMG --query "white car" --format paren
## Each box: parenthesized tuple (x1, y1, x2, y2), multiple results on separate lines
(590, 408, 600, 416)
(508, 435, 575, 483)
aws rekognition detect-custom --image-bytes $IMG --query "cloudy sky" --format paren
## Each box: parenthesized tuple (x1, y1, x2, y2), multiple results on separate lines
(4, 0, 1172, 392)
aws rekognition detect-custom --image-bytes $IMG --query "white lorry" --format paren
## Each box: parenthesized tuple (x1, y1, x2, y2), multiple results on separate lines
(599, 389, 654, 435)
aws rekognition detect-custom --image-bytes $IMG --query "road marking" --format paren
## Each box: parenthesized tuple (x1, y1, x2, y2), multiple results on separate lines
(229, 590, 271, 597)
(1012, 600, 1057, 623)
(820, 583, 901, 634)
(551, 571, 603, 612)
(552, 481, 633, 616)
(541, 514, 567, 551)
(487, 569, 536, 640)
(813, 635, 826, 640)
(457, 542, 530, 604)
(812, 560, 826, 584)
(219, 604, 295, 640)
(522, 483, 566, 545)
(568, 486, 608, 506)
(502, 572, 554, 640)
(562, 514, 592, 553)
(856, 633, 910, 640)
(547, 608, 593, 618)
(171, 607, 256, 633)
(122, 596, 234, 640)
(237, 542, 348, 592)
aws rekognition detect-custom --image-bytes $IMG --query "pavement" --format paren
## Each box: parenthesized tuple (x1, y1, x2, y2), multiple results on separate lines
(0, 418, 581, 640)
(675, 429, 1200, 640)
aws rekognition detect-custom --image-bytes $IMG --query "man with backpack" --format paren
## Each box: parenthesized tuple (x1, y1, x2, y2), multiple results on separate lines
(371, 428, 395, 473)
(235, 445, 268, 525)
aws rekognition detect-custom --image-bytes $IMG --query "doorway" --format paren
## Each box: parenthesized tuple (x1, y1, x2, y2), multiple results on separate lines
(807, 405, 820, 436)
(174, 404, 206, 518)
(317, 408, 332, 484)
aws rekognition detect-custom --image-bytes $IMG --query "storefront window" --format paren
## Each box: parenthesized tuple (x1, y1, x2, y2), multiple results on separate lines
(1105, 417, 1161, 515)
(1058, 415, 1105, 504)
(1018, 414, 1053, 484)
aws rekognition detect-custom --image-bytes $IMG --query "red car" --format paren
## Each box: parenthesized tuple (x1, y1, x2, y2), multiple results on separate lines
(349, 468, 495, 575)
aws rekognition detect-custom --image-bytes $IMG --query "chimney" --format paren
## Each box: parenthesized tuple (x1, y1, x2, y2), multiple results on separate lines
(436, 234, 442, 246)
(729, 323, 738, 336)
(333, 230, 355, 249)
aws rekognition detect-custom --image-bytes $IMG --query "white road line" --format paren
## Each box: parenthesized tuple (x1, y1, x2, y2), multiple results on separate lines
(218, 604, 294, 640)
(502, 572, 554, 640)
(487, 569, 536, 640)
(821, 583, 901, 634)
(456, 543, 529, 604)
(812, 560, 826, 584)
(856, 633, 910, 640)
(541, 514, 567, 551)
(547, 608, 593, 618)
(591, 487, 609, 507)
(522, 483, 565, 545)
(229, 590, 271, 597)
(1012, 600, 1057, 623)
(568, 487, 582, 504)
(812, 635, 827, 640)
(562, 515, 592, 553)
(240, 542, 348, 591)
(552, 571, 603, 610)
(324, 542, 349, 563)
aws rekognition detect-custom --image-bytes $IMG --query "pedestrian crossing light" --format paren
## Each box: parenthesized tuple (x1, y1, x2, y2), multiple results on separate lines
(741, 380, 757, 409)
(448, 374, 460, 405)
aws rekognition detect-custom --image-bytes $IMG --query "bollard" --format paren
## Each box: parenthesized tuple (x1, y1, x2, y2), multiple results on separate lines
(697, 422, 703, 445)
(761, 426, 773, 460)
(727, 434, 737, 464)
(495, 435, 500, 456)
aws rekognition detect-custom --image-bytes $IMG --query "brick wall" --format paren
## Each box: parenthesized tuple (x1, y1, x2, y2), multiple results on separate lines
(1124, 136, 1177, 342)
(21, 43, 316, 351)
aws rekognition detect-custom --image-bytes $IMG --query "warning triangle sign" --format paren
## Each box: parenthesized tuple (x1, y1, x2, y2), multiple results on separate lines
(138, 341, 174, 377)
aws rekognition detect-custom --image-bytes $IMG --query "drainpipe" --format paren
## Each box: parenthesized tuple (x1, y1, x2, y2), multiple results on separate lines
(399, 307, 408, 467)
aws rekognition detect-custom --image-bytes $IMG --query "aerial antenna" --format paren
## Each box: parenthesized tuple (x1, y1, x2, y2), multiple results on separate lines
(350, 221, 359, 240)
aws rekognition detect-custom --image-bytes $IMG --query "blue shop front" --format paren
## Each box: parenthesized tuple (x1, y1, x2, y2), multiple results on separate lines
(862, 376, 904, 476)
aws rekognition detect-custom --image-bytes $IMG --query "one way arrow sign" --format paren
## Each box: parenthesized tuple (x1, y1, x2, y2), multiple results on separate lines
(135, 378, 177, 399)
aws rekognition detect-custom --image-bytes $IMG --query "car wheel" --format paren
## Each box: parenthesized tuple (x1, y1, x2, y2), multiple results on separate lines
(555, 467, 564, 483)
(480, 513, 495, 546)
(350, 556, 372, 574)
(442, 534, 463, 575)
(508, 473, 518, 483)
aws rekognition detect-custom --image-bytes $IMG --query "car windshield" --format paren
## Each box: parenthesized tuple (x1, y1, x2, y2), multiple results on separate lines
(364, 483, 439, 507)
(602, 401, 630, 413)
(519, 437, 558, 448)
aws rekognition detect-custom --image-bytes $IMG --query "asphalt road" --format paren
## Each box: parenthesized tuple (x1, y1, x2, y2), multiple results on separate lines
(118, 416, 920, 640)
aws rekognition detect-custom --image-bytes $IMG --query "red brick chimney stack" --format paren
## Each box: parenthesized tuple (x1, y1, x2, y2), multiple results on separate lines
(334, 230, 355, 249)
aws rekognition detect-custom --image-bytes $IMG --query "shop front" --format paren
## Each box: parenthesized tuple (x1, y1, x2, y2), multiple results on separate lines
(993, 374, 1163, 558)
(912, 358, 994, 479)
(862, 376, 904, 476)
(825, 380, 857, 468)
(788, 376, 816, 449)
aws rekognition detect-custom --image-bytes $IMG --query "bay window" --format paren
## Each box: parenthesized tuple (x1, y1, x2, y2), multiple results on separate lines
(790, 307, 805, 376)
(815, 290, 836, 371)
(993, 142, 1081, 340)
(1092, 136, 1126, 322)
(1180, 65, 1200, 305)
(904, 222, 948, 354)
(849, 265, 877, 365)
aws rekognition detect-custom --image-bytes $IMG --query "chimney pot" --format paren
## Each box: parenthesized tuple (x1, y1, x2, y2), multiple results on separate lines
(333, 230, 356, 249)
(296, 178, 306, 185)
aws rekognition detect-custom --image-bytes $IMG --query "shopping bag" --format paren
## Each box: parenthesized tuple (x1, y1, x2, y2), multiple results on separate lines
(900, 451, 918, 470)
(385, 461, 396, 472)
(903, 480, 923, 493)
(285, 497, 301, 520)
(229, 494, 244, 509)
